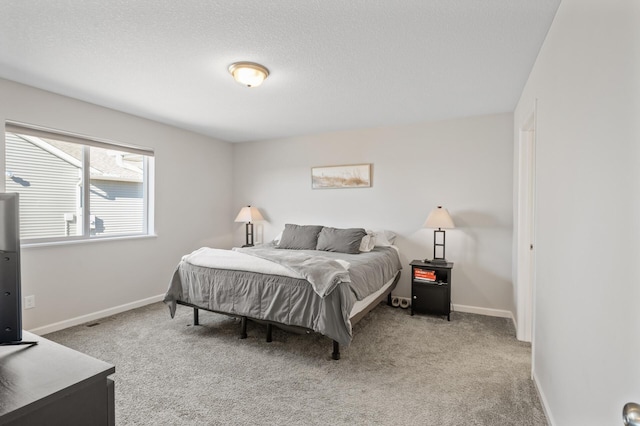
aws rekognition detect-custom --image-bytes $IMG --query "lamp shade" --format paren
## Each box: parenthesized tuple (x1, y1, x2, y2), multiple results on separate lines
(234, 206, 264, 223)
(424, 206, 455, 229)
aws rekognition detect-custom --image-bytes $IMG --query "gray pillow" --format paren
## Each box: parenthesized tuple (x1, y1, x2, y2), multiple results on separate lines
(316, 227, 367, 254)
(277, 224, 324, 250)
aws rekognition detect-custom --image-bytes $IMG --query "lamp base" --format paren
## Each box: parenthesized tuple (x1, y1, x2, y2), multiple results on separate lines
(424, 258, 448, 265)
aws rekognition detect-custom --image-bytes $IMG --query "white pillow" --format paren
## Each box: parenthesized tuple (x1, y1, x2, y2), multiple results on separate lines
(371, 229, 396, 247)
(273, 231, 283, 244)
(359, 232, 376, 252)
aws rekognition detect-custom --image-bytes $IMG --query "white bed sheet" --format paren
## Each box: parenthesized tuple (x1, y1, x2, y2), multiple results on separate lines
(349, 271, 398, 319)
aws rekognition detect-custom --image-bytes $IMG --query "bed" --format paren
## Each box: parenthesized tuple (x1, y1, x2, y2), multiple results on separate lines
(163, 225, 402, 359)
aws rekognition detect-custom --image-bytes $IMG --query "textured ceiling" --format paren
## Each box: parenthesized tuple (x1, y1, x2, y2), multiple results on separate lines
(0, 1, 560, 143)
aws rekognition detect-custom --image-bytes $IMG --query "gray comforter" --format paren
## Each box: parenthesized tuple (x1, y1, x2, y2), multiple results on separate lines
(234, 245, 351, 298)
(163, 245, 401, 346)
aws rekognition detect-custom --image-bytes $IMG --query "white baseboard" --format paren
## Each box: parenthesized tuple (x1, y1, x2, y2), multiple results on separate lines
(533, 369, 555, 425)
(452, 303, 514, 321)
(30, 296, 516, 336)
(28, 294, 165, 336)
(392, 297, 515, 321)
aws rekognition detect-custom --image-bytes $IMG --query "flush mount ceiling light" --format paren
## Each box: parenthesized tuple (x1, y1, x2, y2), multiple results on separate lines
(228, 62, 269, 88)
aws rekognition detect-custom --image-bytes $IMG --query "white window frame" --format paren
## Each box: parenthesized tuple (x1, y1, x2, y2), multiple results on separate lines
(5, 121, 155, 245)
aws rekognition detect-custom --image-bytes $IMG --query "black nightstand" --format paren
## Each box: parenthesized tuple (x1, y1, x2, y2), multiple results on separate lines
(410, 260, 453, 321)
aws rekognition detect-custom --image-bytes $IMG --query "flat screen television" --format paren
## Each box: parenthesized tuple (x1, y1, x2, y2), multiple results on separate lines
(0, 192, 22, 344)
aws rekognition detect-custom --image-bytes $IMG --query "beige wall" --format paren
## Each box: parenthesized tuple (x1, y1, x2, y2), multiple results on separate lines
(0, 78, 234, 332)
(514, 0, 640, 423)
(0, 77, 517, 330)
(232, 113, 515, 315)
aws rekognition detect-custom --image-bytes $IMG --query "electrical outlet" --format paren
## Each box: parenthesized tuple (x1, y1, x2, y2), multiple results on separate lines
(24, 295, 35, 309)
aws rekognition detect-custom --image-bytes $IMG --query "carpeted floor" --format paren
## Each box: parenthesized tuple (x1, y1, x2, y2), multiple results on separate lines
(45, 302, 547, 425)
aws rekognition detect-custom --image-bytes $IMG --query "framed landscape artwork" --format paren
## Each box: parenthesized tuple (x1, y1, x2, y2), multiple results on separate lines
(311, 163, 372, 189)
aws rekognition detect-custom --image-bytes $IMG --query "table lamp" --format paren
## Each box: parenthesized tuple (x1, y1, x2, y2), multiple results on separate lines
(424, 206, 455, 264)
(235, 205, 264, 247)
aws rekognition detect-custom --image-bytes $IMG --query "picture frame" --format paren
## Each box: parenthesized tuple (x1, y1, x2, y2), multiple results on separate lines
(311, 163, 372, 189)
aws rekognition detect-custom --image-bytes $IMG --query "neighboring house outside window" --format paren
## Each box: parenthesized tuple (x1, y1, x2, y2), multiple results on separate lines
(4, 123, 154, 243)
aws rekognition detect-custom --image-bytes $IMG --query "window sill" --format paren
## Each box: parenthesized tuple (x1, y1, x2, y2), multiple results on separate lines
(21, 234, 158, 249)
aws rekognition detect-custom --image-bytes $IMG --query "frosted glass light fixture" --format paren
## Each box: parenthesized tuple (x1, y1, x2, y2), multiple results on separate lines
(235, 205, 264, 247)
(423, 206, 455, 264)
(228, 62, 269, 87)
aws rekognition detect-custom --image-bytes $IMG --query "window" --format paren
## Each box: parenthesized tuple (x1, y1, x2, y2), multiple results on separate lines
(4, 122, 154, 243)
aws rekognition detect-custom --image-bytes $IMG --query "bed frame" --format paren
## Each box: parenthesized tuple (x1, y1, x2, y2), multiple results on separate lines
(176, 271, 400, 360)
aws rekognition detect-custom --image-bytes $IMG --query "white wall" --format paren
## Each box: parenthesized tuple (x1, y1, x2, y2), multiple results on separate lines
(233, 113, 515, 315)
(0, 78, 234, 332)
(514, 0, 640, 423)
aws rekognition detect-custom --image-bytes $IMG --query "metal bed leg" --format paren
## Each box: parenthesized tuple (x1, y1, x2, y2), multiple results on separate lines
(240, 317, 247, 339)
(332, 341, 340, 360)
(193, 308, 199, 326)
(266, 324, 273, 342)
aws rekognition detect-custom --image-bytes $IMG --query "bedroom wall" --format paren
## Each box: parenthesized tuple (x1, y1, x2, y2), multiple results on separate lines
(0, 78, 234, 332)
(514, 0, 640, 423)
(232, 113, 515, 316)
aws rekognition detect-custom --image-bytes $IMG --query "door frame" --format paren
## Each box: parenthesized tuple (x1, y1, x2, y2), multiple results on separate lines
(516, 103, 537, 344)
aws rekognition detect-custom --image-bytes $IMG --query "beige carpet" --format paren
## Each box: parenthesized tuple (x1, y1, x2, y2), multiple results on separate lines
(45, 302, 547, 425)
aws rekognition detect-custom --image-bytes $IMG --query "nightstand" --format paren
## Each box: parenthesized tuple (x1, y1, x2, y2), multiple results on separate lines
(410, 260, 453, 320)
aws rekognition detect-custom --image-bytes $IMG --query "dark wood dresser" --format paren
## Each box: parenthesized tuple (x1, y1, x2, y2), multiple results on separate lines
(0, 331, 115, 425)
